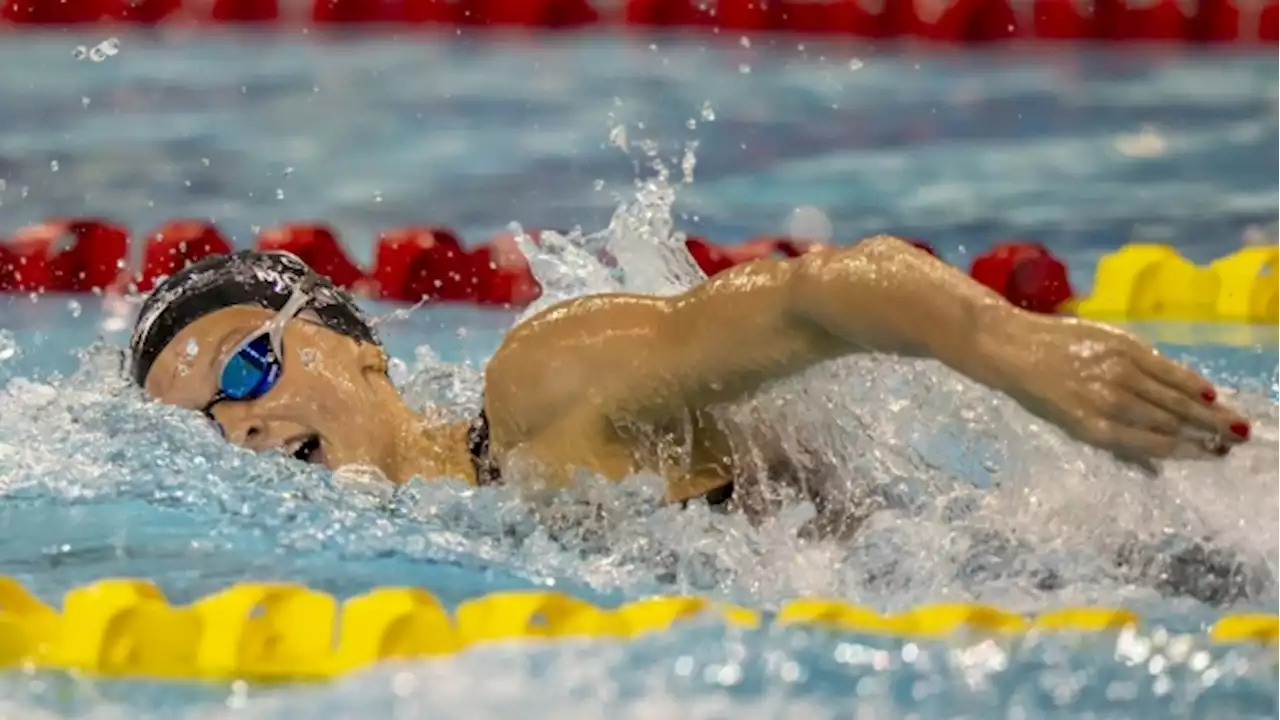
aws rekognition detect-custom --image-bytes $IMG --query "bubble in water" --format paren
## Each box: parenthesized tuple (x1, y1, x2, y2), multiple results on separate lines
(300, 348, 317, 368)
(849, 58, 865, 71)
(67, 300, 81, 318)
(739, 36, 751, 48)
(81, 96, 90, 108)
(593, 179, 605, 192)
(201, 158, 210, 167)
(49, 160, 59, 173)
(700, 101, 716, 122)
(283, 166, 294, 178)
(373, 190, 383, 203)
(785, 205, 834, 242)
(0, 330, 16, 361)
(276, 188, 285, 200)
(685, 118, 697, 130)
(738, 63, 752, 74)
(184, 339, 199, 359)
(71, 46, 87, 60)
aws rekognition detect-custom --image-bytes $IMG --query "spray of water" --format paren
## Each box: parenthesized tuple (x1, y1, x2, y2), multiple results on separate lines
(0, 127, 1275, 625)
(385, 130, 1278, 612)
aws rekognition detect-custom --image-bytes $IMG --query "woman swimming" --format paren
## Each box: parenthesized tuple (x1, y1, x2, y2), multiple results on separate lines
(129, 235, 1252, 509)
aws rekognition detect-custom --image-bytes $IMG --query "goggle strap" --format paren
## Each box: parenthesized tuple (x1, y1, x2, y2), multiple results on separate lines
(267, 285, 311, 359)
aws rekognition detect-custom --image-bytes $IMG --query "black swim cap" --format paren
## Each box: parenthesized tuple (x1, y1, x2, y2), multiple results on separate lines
(129, 250, 379, 386)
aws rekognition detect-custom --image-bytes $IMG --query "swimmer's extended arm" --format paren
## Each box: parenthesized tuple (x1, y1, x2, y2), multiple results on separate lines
(611, 234, 1250, 464)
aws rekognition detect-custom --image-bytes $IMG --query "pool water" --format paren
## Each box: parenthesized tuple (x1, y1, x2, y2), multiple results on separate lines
(0, 34, 1278, 719)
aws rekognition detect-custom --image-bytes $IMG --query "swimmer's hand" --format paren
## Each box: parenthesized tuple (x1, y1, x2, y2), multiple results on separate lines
(988, 312, 1251, 467)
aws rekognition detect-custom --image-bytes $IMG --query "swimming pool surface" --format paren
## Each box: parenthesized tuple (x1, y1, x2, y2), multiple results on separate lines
(0, 34, 1277, 718)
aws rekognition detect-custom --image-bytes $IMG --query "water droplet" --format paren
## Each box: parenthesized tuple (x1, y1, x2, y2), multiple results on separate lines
(300, 348, 317, 368)
(608, 124, 628, 151)
(80, 96, 90, 108)
(0, 330, 17, 361)
(283, 166, 294, 178)
(737, 63, 751, 74)
(785, 205, 833, 243)
(49, 160, 59, 172)
(739, 36, 751, 48)
(849, 58, 865, 71)
(201, 158, 210, 167)
(67, 300, 81, 317)
(685, 118, 697, 130)
(276, 188, 285, 200)
(592, 179, 605, 191)
(71, 46, 87, 60)
(98, 37, 120, 57)
(185, 338, 199, 359)
(681, 141, 699, 184)
(387, 357, 410, 386)
(373, 190, 383, 203)
(88, 45, 108, 63)
(700, 101, 716, 122)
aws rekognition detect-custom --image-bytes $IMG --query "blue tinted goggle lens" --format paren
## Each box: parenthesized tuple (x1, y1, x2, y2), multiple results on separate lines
(219, 333, 281, 401)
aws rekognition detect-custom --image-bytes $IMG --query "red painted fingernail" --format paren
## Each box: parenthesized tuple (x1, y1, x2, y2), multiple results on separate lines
(1230, 422, 1250, 439)
(1201, 388, 1216, 403)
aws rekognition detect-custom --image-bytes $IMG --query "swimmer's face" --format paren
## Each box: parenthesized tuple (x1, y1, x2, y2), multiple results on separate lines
(142, 306, 397, 474)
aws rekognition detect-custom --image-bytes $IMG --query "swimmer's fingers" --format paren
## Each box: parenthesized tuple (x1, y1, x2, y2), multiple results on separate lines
(1087, 419, 1218, 467)
(1123, 362, 1249, 444)
(1131, 348, 1207, 394)
(1106, 391, 1181, 435)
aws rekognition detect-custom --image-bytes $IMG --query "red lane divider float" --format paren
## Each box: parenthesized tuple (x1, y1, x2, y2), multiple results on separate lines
(0, 0, 1274, 44)
(0, 217, 1078, 314)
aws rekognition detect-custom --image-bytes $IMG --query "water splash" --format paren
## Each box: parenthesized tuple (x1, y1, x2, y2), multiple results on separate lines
(0, 136, 1275, 632)
(399, 142, 1279, 612)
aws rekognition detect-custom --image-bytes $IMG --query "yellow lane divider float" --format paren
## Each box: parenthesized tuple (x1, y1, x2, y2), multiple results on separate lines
(0, 577, 1274, 683)
(1074, 244, 1278, 324)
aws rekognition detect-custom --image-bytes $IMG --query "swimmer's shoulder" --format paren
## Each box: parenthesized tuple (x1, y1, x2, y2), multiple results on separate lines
(483, 293, 673, 441)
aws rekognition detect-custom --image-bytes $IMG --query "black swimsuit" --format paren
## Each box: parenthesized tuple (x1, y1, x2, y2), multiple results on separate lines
(465, 408, 734, 507)
(467, 409, 502, 487)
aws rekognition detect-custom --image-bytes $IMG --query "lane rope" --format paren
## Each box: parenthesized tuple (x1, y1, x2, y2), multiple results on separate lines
(1, 219, 1275, 324)
(0, 0, 1275, 44)
(0, 577, 1275, 682)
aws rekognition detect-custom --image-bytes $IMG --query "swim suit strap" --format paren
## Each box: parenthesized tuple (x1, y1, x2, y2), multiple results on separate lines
(467, 408, 501, 486)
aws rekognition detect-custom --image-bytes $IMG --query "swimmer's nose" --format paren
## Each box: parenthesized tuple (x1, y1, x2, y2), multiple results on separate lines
(208, 405, 273, 450)
(223, 417, 268, 448)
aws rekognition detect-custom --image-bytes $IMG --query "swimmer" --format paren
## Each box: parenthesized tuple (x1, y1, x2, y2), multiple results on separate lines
(129, 236, 1253, 508)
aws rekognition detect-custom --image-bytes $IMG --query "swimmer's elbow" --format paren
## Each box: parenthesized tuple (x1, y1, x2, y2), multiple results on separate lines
(786, 233, 1013, 360)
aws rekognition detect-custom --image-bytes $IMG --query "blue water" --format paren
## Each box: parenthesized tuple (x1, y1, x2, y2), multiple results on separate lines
(0, 34, 1278, 718)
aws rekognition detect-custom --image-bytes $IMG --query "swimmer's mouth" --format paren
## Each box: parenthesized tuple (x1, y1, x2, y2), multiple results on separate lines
(287, 434, 323, 464)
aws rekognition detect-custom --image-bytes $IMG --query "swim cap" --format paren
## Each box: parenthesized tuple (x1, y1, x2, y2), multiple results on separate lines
(129, 250, 379, 387)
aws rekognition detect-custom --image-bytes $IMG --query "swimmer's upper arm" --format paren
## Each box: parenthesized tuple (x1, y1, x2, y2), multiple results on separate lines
(604, 234, 1018, 423)
(484, 235, 1015, 435)
(602, 257, 840, 422)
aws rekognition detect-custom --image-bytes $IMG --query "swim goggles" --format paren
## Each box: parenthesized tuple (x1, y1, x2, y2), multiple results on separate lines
(202, 281, 313, 418)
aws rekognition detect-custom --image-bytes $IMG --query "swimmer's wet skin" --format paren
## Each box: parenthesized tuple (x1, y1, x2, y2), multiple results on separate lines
(128, 237, 1258, 601)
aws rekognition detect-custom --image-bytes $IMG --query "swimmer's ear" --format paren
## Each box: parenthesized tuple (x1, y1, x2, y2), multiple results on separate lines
(355, 343, 389, 376)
